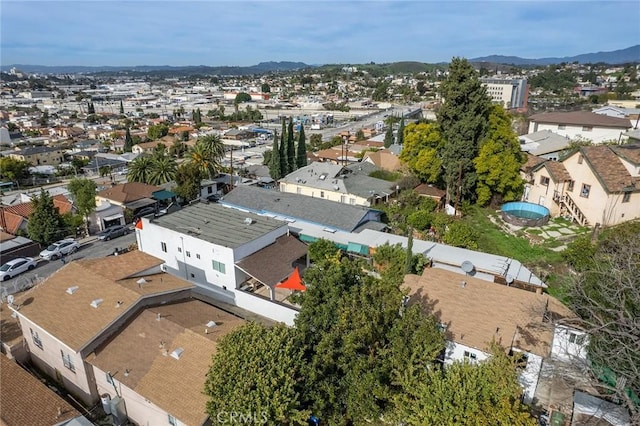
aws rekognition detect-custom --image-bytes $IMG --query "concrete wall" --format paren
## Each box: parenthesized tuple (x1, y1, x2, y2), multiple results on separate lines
(233, 291, 297, 325)
(551, 325, 589, 363)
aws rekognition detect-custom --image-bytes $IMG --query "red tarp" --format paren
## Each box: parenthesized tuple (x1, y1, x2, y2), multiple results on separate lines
(275, 267, 306, 291)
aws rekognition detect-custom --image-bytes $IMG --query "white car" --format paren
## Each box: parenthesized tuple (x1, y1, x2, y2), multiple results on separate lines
(0, 257, 37, 281)
(39, 239, 79, 260)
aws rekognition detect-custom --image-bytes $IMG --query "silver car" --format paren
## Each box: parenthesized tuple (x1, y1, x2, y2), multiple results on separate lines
(0, 257, 37, 281)
(39, 239, 79, 260)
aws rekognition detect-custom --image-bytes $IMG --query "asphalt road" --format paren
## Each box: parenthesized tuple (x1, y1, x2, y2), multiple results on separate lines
(1, 232, 137, 298)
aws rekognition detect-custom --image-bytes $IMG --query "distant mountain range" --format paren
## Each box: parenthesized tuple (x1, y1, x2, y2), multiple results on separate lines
(471, 45, 639, 66)
(0, 61, 310, 75)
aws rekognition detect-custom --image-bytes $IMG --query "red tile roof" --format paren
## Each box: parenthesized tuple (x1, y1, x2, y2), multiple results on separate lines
(0, 194, 73, 234)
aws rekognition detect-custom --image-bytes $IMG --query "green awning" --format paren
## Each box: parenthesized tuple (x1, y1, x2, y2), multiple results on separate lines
(299, 234, 318, 244)
(347, 242, 369, 255)
(152, 189, 176, 201)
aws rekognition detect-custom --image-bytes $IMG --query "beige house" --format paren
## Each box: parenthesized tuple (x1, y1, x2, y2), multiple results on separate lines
(525, 143, 640, 227)
(8, 145, 65, 166)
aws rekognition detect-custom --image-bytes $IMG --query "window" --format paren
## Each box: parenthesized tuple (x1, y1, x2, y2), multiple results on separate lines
(463, 351, 477, 362)
(196, 254, 201, 259)
(557, 124, 566, 130)
(578, 155, 583, 164)
(540, 176, 550, 186)
(168, 414, 178, 426)
(580, 184, 591, 198)
(340, 195, 346, 203)
(212, 260, 226, 274)
(178, 247, 182, 253)
(61, 350, 76, 373)
(186, 251, 191, 257)
(30, 329, 43, 350)
(569, 332, 585, 345)
(568, 180, 575, 192)
(622, 192, 631, 203)
(161, 242, 167, 253)
(320, 191, 325, 198)
(582, 126, 593, 132)
(349, 198, 356, 205)
(296, 187, 302, 194)
(207, 186, 213, 194)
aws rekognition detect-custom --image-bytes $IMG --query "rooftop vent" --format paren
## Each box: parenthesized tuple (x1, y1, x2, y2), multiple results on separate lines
(206, 321, 217, 328)
(460, 281, 467, 289)
(137, 278, 147, 288)
(244, 217, 255, 225)
(90, 299, 103, 308)
(319, 173, 327, 180)
(66, 286, 79, 295)
(170, 347, 184, 360)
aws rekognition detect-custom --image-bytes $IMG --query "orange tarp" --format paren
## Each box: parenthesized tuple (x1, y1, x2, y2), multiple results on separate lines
(275, 267, 306, 291)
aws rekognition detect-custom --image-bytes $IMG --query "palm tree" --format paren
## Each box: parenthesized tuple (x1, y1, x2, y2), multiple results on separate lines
(187, 135, 225, 178)
(148, 155, 177, 185)
(127, 156, 154, 184)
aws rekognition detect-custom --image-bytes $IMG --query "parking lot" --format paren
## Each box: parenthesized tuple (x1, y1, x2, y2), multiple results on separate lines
(0, 232, 137, 298)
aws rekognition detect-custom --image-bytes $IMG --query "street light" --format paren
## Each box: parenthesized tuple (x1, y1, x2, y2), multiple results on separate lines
(342, 134, 348, 167)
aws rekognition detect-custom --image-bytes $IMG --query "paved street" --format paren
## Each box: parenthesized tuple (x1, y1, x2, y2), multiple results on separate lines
(0, 232, 137, 298)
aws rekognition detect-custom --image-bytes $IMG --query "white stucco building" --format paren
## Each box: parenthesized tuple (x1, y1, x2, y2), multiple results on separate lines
(528, 111, 631, 144)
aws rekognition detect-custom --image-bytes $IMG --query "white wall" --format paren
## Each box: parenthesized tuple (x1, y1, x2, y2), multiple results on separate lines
(528, 122, 626, 144)
(279, 182, 370, 207)
(444, 341, 490, 365)
(518, 352, 543, 404)
(551, 325, 589, 363)
(233, 291, 297, 326)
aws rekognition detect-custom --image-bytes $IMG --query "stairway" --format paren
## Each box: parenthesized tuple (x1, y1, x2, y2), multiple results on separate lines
(560, 192, 589, 226)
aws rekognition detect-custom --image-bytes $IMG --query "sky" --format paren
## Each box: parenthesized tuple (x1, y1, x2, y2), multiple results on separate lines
(1, 1, 639, 67)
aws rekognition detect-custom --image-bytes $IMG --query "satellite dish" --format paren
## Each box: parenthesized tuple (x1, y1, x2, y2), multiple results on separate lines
(461, 261, 475, 274)
(7, 295, 15, 305)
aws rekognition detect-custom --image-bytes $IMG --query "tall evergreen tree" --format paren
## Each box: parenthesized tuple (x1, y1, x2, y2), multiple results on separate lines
(397, 115, 405, 146)
(119, 100, 124, 114)
(296, 124, 307, 168)
(87, 102, 95, 115)
(279, 119, 287, 176)
(269, 130, 282, 180)
(287, 117, 296, 173)
(27, 189, 66, 245)
(384, 125, 394, 148)
(437, 57, 491, 206)
(124, 127, 133, 152)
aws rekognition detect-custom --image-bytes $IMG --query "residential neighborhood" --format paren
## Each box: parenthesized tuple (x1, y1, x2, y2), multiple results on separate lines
(1, 32, 639, 426)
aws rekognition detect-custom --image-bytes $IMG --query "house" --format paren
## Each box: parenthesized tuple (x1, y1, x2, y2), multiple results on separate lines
(8, 252, 194, 406)
(7, 145, 65, 166)
(220, 185, 386, 233)
(413, 183, 446, 204)
(519, 130, 572, 161)
(525, 144, 640, 227)
(362, 149, 402, 172)
(0, 355, 91, 426)
(528, 111, 631, 144)
(96, 182, 162, 219)
(223, 128, 254, 140)
(131, 140, 169, 155)
(403, 267, 585, 404)
(87, 299, 246, 426)
(592, 105, 640, 125)
(278, 162, 397, 207)
(0, 232, 40, 265)
(0, 194, 74, 235)
(135, 202, 304, 324)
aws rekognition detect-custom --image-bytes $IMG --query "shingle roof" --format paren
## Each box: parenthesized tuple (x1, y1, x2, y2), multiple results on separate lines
(220, 185, 379, 232)
(404, 268, 576, 357)
(87, 300, 245, 426)
(0, 355, 82, 426)
(521, 153, 546, 173)
(575, 146, 637, 193)
(150, 202, 285, 249)
(362, 149, 402, 171)
(544, 160, 572, 182)
(12, 251, 194, 351)
(611, 142, 640, 165)
(529, 111, 631, 129)
(236, 235, 308, 287)
(97, 182, 162, 204)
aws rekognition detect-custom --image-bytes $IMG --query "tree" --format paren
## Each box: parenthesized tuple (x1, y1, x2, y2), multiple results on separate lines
(296, 124, 307, 169)
(261, 83, 271, 93)
(307, 239, 340, 264)
(39, 110, 49, 127)
(437, 57, 491, 206)
(396, 115, 405, 145)
(169, 140, 187, 158)
(287, 118, 296, 173)
(384, 125, 394, 148)
(355, 129, 365, 141)
(123, 127, 134, 152)
(309, 133, 323, 150)
(148, 155, 177, 185)
(87, 102, 95, 114)
(474, 105, 525, 206)
(279, 120, 287, 176)
(119, 100, 124, 114)
(71, 157, 89, 175)
(442, 220, 479, 249)
(0, 157, 30, 184)
(234, 92, 252, 103)
(204, 322, 309, 424)
(147, 123, 169, 140)
(269, 131, 282, 180)
(187, 135, 225, 179)
(67, 178, 96, 235)
(27, 189, 65, 245)
(392, 347, 536, 425)
(127, 156, 154, 184)
(173, 162, 204, 203)
(565, 222, 640, 417)
(399, 122, 444, 184)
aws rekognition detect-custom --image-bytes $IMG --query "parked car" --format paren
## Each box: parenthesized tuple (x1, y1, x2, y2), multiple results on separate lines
(134, 206, 156, 219)
(0, 257, 37, 281)
(97, 225, 129, 241)
(39, 239, 79, 260)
